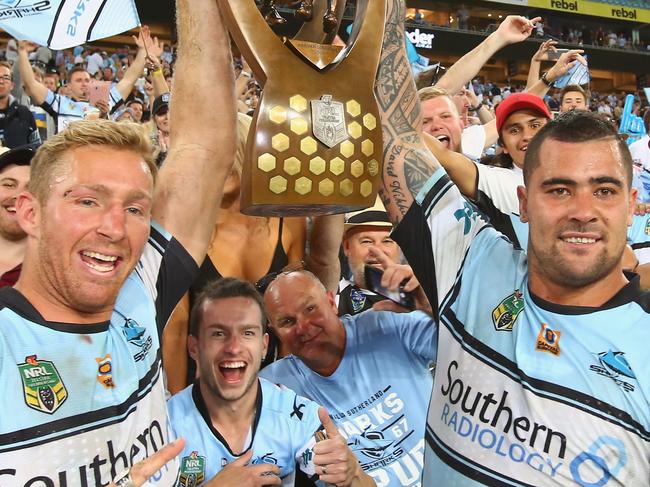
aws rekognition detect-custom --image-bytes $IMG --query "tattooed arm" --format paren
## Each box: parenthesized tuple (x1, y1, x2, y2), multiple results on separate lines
(375, 0, 440, 225)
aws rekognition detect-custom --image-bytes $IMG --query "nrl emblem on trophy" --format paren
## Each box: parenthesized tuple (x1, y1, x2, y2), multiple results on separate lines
(220, 0, 386, 216)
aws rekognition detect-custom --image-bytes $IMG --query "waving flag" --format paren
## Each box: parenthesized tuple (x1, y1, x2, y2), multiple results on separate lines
(0, 0, 140, 49)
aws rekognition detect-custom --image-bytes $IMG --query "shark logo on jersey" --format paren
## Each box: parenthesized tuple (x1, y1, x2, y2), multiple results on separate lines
(96, 354, 115, 389)
(18, 355, 67, 414)
(179, 451, 206, 487)
(535, 323, 561, 356)
(492, 290, 524, 331)
(253, 452, 279, 466)
(122, 318, 153, 362)
(350, 288, 367, 313)
(589, 350, 636, 392)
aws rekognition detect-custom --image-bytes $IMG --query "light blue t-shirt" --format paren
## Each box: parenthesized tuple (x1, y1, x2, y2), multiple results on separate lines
(393, 168, 650, 486)
(168, 378, 323, 486)
(42, 86, 122, 132)
(261, 310, 436, 487)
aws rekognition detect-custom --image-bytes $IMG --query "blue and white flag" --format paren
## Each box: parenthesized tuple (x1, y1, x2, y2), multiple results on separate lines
(0, 0, 140, 50)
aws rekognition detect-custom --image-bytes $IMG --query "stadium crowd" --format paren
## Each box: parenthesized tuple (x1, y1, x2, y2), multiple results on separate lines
(0, 0, 649, 486)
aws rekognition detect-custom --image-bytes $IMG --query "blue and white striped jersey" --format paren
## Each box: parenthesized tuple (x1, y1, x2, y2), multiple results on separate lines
(0, 223, 198, 486)
(168, 378, 323, 486)
(393, 168, 650, 486)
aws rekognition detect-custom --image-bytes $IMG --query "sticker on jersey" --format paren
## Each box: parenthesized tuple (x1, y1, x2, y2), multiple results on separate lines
(492, 289, 524, 332)
(535, 323, 561, 356)
(18, 355, 67, 414)
(350, 287, 367, 313)
(645, 219, 650, 236)
(122, 317, 153, 362)
(96, 354, 115, 389)
(589, 350, 636, 392)
(179, 451, 206, 487)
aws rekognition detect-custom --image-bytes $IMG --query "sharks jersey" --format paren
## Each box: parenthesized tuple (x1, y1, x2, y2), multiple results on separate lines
(392, 168, 650, 486)
(0, 223, 198, 486)
(168, 379, 323, 486)
(41, 86, 122, 133)
(261, 310, 436, 487)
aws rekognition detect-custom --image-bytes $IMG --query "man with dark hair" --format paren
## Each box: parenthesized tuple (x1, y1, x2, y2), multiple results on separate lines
(0, 145, 35, 287)
(0, 61, 40, 148)
(559, 84, 589, 112)
(16, 30, 155, 132)
(374, 3, 649, 481)
(170, 277, 371, 486)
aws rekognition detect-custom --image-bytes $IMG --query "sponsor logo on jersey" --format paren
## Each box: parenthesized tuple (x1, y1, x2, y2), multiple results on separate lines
(589, 350, 636, 392)
(123, 318, 153, 362)
(179, 451, 206, 487)
(350, 287, 367, 313)
(18, 355, 67, 414)
(301, 447, 314, 468)
(535, 324, 561, 356)
(0, 0, 50, 20)
(492, 290, 524, 332)
(96, 354, 115, 389)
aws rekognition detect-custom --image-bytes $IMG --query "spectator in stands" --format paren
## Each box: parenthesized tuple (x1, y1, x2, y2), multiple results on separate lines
(0, 145, 34, 288)
(0, 61, 40, 149)
(560, 84, 588, 112)
(260, 269, 435, 487)
(630, 110, 650, 174)
(86, 48, 104, 76)
(150, 92, 170, 165)
(16, 26, 161, 133)
(126, 97, 144, 123)
(456, 4, 469, 30)
(337, 197, 424, 316)
(42, 72, 57, 93)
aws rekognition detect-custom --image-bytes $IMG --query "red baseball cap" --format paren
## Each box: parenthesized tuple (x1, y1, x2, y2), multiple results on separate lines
(496, 93, 552, 134)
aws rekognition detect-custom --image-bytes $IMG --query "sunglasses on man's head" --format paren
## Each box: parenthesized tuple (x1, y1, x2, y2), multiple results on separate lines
(254, 261, 306, 294)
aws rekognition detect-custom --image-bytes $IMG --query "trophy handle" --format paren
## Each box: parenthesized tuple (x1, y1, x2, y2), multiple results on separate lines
(220, 0, 384, 82)
(294, 0, 346, 44)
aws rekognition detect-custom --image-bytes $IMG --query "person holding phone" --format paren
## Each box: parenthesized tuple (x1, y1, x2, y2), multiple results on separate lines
(338, 197, 425, 315)
(16, 26, 162, 133)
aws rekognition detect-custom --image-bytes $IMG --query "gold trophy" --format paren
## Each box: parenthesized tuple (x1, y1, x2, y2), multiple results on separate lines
(220, 0, 386, 216)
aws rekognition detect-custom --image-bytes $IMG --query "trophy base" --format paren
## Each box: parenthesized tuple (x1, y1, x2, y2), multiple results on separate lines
(240, 202, 367, 217)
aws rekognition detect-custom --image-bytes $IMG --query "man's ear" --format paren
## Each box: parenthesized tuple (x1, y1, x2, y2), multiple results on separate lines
(517, 185, 529, 223)
(188, 334, 199, 363)
(628, 187, 638, 227)
(15, 191, 41, 238)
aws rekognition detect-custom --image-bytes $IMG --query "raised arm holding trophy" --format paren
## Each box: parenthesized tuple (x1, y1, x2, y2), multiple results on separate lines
(220, 0, 386, 216)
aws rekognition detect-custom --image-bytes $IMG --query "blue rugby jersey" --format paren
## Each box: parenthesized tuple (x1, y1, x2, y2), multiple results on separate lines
(261, 310, 436, 487)
(169, 378, 323, 486)
(393, 168, 650, 486)
(0, 223, 198, 486)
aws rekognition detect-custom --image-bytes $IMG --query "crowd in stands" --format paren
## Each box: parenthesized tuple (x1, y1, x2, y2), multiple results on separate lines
(0, 2, 650, 486)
